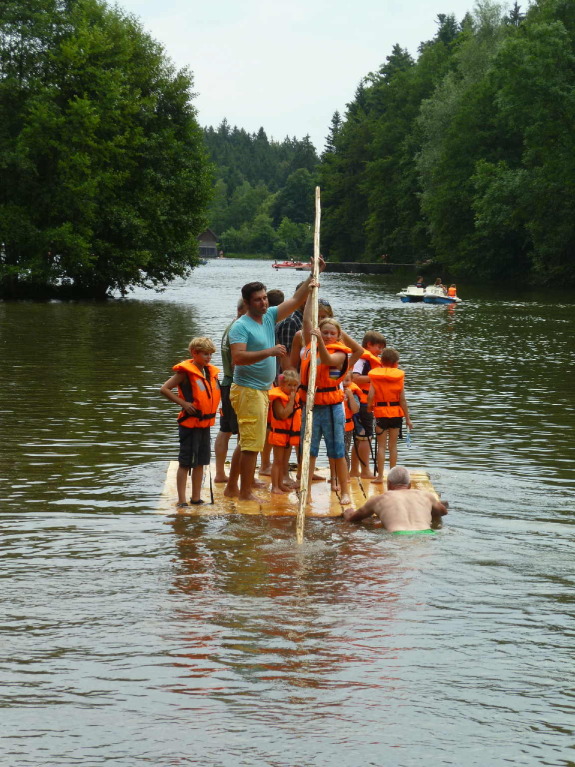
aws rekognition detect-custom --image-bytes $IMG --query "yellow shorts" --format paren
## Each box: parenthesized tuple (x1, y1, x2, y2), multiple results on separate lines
(230, 384, 269, 453)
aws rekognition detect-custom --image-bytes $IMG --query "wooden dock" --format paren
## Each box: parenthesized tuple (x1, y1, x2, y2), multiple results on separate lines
(158, 462, 439, 517)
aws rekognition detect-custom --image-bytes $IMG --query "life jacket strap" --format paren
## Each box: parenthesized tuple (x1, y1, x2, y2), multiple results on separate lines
(375, 401, 400, 407)
(177, 410, 217, 424)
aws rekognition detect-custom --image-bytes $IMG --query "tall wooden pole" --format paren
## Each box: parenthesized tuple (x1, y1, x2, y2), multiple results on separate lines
(296, 186, 321, 544)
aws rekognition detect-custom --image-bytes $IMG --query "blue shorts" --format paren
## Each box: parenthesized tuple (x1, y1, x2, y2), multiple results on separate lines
(308, 403, 346, 459)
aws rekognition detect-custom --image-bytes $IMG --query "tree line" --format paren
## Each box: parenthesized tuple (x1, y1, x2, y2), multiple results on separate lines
(203, 123, 319, 259)
(318, 0, 575, 284)
(2, 0, 573, 297)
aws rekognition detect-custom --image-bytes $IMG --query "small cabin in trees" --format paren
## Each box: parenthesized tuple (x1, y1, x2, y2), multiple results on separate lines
(197, 228, 218, 258)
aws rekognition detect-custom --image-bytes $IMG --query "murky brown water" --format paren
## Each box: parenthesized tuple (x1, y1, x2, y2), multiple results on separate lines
(1, 261, 574, 766)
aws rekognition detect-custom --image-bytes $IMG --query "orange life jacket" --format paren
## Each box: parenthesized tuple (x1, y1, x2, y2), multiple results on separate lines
(354, 349, 383, 404)
(267, 387, 302, 447)
(344, 381, 362, 432)
(447, 286, 457, 297)
(368, 367, 405, 419)
(172, 360, 221, 429)
(299, 341, 351, 406)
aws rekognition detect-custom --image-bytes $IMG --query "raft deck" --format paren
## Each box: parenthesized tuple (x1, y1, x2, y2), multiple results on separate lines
(158, 461, 439, 516)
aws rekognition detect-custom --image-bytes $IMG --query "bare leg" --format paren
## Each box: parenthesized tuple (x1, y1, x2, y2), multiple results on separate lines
(329, 457, 338, 491)
(372, 430, 388, 484)
(238, 449, 262, 502)
(358, 439, 374, 478)
(271, 446, 288, 494)
(176, 466, 189, 505)
(388, 428, 399, 469)
(190, 465, 203, 502)
(335, 456, 351, 505)
(259, 441, 272, 475)
(224, 444, 241, 497)
(350, 444, 359, 477)
(214, 430, 231, 482)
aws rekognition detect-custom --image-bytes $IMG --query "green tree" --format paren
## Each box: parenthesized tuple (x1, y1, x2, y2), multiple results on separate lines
(0, 0, 212, 298)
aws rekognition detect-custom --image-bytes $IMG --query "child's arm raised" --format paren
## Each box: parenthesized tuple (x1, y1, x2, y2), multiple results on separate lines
(340, 330, 364, 367)
(310, 328, 346, 367)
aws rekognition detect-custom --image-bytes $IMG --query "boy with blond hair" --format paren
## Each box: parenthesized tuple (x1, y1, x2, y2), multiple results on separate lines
(160, 337, 221, 507)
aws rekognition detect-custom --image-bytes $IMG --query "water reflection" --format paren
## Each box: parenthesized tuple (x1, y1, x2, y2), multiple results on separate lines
(1, 262, 574, 765)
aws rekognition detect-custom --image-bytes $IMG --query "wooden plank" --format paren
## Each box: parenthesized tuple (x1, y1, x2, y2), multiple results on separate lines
(158, 461, 440, 516)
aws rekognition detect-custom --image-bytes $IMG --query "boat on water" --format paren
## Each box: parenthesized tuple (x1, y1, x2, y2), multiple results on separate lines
(272, 260, 312, 270)
(397, 285, 462, 304)
(422, 286, 462, 304)
(397, 285, 425, 303)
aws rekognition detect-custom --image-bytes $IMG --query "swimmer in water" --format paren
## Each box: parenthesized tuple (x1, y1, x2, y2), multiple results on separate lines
(342, 465, 448, 533)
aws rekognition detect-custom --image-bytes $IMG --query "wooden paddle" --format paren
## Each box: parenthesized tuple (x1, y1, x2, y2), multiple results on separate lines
(296, 187, 321, 544)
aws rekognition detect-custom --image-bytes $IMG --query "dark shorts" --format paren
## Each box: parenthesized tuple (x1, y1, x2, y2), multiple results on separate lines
(375, 416, 403, 434)
(219, 384, 238, 434)
(178, 425, 211, 469)
(353, 404, 374, 439)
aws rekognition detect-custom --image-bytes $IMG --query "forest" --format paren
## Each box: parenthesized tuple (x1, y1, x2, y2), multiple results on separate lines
(208, 0, 575, 285)
(1, 0, 574, 296)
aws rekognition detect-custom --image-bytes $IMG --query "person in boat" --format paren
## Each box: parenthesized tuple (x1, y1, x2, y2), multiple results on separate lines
(268, 370, 301, 494)
(160, 337, 221, 508)
(415, 276, 426, 288)
(367, 347, 412, 484)
(299, 293, 364, 506)
(433, 277, 447, 294)
(214, 297, 245, 483)
(342, 465, 448, 532)
(224, 264, 323, 503)
(351, 331, 387, 480)
(447, 284, 457, 297)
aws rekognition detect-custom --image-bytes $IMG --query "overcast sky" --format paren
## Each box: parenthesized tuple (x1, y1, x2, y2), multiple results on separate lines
(118, 0, 489, 151)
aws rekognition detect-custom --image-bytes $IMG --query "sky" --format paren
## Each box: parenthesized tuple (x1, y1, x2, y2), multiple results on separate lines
(117, 0, 485, 152)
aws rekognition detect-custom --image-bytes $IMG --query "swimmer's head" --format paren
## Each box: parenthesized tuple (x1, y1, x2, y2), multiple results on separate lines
(387, 465, 411, 489)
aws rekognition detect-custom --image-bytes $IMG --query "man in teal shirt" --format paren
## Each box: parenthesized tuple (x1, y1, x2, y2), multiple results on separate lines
(225, 264, 323, 502)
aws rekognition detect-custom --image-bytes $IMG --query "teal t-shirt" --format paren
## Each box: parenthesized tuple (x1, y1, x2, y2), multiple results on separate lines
(229, 306, 278, 390)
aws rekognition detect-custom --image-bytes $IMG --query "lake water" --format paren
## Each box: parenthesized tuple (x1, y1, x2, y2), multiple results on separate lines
(1, 260, 574, 766)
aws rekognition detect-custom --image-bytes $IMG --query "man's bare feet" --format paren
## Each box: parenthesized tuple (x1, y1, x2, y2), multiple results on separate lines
(258, 466, 272, 476)
(372, 476, 384, 484)
(360, 472, 375, 479)
(271, 486, 287, 495)
(214, 475, 228, 483)
(253, 478, 268, 488)
(340, 494, 352, 506)
(224, 486, 239, 498)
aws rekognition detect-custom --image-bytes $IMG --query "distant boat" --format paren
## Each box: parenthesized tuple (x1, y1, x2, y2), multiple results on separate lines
(272, 260, 311, 270)
(397, 285, 462, 304)
(397, 285, 425, 303)
(422, 286, 462, 304)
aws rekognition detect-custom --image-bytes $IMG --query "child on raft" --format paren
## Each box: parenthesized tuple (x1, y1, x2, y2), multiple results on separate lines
(267, 369, 301, 494)
(351, 330, 387, 479)
(300, 293, 364, 506)
(342, 372, 361, 470)
(367, 347, 412, 485)
(160, 337, 221, 507)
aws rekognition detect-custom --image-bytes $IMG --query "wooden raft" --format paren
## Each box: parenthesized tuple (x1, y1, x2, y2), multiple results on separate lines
(157, 461, 439, 516)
